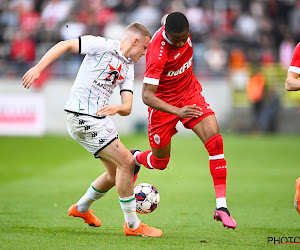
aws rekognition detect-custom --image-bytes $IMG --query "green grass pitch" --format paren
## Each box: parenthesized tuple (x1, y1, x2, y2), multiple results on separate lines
(0, 133, 299, 249)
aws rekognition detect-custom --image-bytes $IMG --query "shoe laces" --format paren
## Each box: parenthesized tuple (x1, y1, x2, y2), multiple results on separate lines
(139, 223, 152, 233)
(86, 209, 96, 218)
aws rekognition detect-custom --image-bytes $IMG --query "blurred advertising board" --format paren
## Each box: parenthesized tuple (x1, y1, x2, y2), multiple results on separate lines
(0, 94, 45, 136)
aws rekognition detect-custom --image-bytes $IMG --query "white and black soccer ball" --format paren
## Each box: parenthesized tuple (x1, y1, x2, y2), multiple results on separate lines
(134, 183, 160, 214)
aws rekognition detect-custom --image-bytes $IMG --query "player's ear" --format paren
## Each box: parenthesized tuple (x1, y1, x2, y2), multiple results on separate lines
(132, 38, 139, 46)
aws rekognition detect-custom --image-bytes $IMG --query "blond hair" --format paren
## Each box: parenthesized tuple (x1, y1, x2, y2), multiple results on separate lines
(125, 22, 152, 40)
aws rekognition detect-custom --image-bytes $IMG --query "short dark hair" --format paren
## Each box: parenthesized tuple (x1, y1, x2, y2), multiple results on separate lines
(165, 12, 189, 34)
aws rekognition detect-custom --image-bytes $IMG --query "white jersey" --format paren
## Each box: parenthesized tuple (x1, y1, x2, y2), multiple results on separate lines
(64, 35, 134, 117)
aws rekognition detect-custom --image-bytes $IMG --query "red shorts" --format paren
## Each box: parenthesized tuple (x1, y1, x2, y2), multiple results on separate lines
(148, 93, 215, 149)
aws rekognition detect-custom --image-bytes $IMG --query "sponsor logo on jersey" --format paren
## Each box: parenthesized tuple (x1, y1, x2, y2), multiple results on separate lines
(92, 79, 113, 95)
(167, 56, 193, 76)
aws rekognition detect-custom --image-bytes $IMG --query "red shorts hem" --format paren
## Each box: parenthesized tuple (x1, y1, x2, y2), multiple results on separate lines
(183, 112, 215, 129)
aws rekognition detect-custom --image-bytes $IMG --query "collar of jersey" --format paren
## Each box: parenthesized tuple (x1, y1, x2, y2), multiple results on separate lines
(162, 30, 173, 45)
(116, 41, 132, 62)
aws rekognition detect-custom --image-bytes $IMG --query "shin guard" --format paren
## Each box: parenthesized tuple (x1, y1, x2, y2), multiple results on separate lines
(205, 134, 227, 198)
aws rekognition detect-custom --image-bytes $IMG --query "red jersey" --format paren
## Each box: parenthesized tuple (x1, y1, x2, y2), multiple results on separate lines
(143, 26, 202, 105)
(289, 42, 300, 74)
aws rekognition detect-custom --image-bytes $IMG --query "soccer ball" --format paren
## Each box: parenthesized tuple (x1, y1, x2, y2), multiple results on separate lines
(134, 183, 160, 214)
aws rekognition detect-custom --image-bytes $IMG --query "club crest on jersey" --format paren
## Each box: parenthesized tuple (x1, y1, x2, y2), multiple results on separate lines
(154, 134, 160, 145)
(105, 64, 124, 84)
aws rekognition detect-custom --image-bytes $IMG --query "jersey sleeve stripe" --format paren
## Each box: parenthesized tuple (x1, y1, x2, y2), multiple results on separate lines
(78, 36, 81, 54)
(288, 66, 300, 74)
(143, 77, 159, 85)
(120, 89, 133, 94)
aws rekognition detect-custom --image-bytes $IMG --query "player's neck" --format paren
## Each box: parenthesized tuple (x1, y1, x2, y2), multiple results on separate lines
(120, 40, 130, 59)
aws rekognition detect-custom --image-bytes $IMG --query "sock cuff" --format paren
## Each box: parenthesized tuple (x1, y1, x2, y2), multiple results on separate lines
(91, 184, 108, 194)
(87, 185, 107, 201)
(119, 194, 135, 203)
(209, 154, 225, 160)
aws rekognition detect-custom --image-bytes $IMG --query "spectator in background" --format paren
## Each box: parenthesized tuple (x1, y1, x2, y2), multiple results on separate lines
(40, 0, 73, 40)
(113, 0, 140, 13)
(247, 66, 281, 133)
(103, 16, 127, 40)
(246, 67, 265, 132)
(279, 33, 295, 69)
(59, 11, 87, 41)
(10, 31, 36, 75)
(41, 0, 72, 27)
(18, 1, 40, 35)
(289, 0, 300, 42)
(234, 10, 259, 44)
(228, 48, 249, 90)
(127, 0, 161, 34)
(203, 40, 227, 78)
(185, 4, 212, 42)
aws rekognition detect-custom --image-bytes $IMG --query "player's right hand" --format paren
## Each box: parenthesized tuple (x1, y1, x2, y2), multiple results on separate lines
(22, 66, 41, 89)
(176, 105, 203, 118)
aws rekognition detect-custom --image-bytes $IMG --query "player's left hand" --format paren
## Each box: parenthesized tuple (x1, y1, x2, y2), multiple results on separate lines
(97, 105, 119, 116)
(176, 104, 203, 118)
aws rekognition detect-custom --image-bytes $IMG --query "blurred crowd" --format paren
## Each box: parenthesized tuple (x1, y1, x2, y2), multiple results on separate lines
(0, 0, 299, 80)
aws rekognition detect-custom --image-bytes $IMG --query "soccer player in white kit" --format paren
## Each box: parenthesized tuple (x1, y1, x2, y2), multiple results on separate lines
(22, 23, 163, 237)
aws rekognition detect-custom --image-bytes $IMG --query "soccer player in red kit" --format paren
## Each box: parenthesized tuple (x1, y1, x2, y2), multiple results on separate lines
(132, 12, 237, 229)
(285, 42, 300, 214)
(286, 42, 300, 91)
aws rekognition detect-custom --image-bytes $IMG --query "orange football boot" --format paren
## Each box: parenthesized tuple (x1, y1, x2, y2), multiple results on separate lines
(68, 203, 101, 227)
(294, 177, 300, 214)
(123, 221, 163, 237)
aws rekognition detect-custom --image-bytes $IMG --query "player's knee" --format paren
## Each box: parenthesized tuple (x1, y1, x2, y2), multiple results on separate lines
(152, 155, 170, 170)
(120, 153, 135, 172)
(205, 134, 224, 155)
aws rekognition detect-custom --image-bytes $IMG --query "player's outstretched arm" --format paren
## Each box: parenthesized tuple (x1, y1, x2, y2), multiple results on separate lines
(285, 71, 300, 91)
(22, 39, 79, 89)
(142, 83, 202, 118)
(96, 91, 133, 117)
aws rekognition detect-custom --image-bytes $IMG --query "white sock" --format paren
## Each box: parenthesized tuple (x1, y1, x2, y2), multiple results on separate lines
(216, 197, 227, 209)
(77, 184, 107, 213)
(119, 194, 140, 229)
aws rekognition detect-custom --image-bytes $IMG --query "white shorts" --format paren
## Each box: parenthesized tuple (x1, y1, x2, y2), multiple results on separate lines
(66, 112, 118, 158)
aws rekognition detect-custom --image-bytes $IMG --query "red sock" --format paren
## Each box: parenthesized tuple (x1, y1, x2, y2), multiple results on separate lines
(205, 134, 227, 198)
(136, 150, 170, 170)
